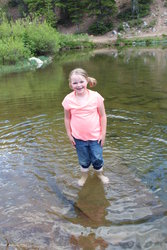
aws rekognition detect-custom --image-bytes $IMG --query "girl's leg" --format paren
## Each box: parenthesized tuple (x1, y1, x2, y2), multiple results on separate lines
(96, 171, 109, 184)
(74, 138, 90, 186)
(78, 171, 88, 186)
(89, 140, 109, 184)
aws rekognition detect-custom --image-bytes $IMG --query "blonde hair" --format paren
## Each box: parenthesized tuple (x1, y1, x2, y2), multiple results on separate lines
(69, 68, 97, 88)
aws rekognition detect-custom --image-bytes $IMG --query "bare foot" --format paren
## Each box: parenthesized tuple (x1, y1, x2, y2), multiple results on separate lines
(78, 173, 88, 186)
(97, 173, 109, 184)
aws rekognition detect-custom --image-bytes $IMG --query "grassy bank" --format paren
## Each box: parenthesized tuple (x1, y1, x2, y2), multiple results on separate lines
(1, 13, 167, 76)
(115, 35, 167, 47)
(0, 14, 94, 67)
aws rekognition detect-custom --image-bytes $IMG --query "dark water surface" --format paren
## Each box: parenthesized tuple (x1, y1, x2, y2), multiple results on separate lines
(0, 48, 167, 249)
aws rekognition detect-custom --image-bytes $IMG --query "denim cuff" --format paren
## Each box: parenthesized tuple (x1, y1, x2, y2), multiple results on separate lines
(94, 166, 103, 172)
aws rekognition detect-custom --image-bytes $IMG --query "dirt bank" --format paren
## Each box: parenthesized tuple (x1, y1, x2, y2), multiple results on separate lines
(89, 0, 167, 45)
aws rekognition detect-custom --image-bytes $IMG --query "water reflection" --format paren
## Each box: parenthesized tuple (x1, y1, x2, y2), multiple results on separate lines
(73, 174, 110, 228)
(70, 232, 108, 250)
(0, 48, 167, 248)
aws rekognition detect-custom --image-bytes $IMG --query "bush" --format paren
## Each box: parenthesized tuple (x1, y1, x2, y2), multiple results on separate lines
(88, 21, 113, 35)
(11, 19, 26, 38)
(117, 23, 124, 32)
(22, 18, 60, 55)
(117, 1, 152, 21)
(128, 18, 143, 28)
(0, 21, 11, 39)
(0, 37, 31, 64)
(117, 8, 132, 21)
(0, 12, 93, 66)
(58, 33, 93, 49)
(138, 3, 151, 17)
(0, 15, 60, 59)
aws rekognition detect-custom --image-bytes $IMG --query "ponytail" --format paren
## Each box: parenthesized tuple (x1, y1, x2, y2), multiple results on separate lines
(87, 77, 97, 88)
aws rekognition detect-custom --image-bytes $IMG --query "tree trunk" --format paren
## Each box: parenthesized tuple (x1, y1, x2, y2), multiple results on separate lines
(131, 0, 139, 17)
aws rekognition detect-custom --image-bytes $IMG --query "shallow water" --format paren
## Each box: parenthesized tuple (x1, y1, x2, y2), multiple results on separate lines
(0, 48, 167, 249)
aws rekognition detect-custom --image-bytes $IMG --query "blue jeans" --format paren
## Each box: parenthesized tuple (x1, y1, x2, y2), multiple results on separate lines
(74, 138, 104, 172)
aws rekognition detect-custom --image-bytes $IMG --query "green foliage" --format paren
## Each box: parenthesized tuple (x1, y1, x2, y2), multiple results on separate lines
(0, 56, 51, 75)
(118, 0, 153, 22)
(0, 20, 11, 39)
(22, 18, 60, 55)
(138, 2, 152, 17)
(0, 37, 31, 64)
(88, 0, 116, 23)
(147, 19, 156, 29)
(11, 19, 26, 37)
(0, 11, 94, 65)
(58, 33, 93, 49)
(88, 21, 113, 35)
(117, 8, 132, 21)
(23, 0, 57, 27)
(117, 23, 124, 32)
(4, 0, 118, 32)
(85, 0, 116, 35)
(115, 36, 167, 48)
(54, 49, 93, 64)
(128, 18, 143, 28)
(66, 0, 85, 26)
(0, 14, 60, 64)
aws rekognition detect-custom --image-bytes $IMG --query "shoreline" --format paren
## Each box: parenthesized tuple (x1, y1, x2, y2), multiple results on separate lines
(1, 33, 167, 76)
(89, 31, 167, 46)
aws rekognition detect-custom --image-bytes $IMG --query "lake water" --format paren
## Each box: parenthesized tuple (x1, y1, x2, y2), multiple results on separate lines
(0, 48, 167, 249)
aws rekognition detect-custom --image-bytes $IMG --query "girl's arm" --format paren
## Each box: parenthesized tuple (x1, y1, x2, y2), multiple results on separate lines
(64, 109, 76, 147)
(98, 102, 107, 147)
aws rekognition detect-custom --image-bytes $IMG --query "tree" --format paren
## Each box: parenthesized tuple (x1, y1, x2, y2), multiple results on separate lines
(67, 0, 86, 31)
(23, 0, 57, 27)
(88, 0, 116, 22)
(131, 0, 139, 17)
(87, 0, 117, 34)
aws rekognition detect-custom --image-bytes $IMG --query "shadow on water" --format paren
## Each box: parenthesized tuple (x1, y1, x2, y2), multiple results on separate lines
(47, 163, 167, 226)
(72, 175, 110, 228)
(70, 232, 108, 250)
(46, 173, 110, 227)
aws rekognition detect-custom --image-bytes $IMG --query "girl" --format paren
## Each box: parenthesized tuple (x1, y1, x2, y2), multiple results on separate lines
(62, 68, 109, 186)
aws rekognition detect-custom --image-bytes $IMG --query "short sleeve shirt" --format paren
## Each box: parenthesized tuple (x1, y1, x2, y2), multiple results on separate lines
(62, 89, 104, 141)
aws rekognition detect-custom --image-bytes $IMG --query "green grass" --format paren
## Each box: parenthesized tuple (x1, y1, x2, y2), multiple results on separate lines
(115, 36, 167, 48)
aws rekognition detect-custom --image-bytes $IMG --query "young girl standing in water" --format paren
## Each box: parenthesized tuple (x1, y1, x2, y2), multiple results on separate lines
(62, 68, 109, 186)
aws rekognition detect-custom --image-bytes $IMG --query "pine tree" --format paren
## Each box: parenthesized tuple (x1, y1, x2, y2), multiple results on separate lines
(88, 0, 116, 22)
(23, 0, 57, 26)
(87, 0, 116, 34)
(67, 0, 86, 31)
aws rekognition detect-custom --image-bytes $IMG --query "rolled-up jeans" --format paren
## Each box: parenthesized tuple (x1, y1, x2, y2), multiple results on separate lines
(74, 138, 104, 172)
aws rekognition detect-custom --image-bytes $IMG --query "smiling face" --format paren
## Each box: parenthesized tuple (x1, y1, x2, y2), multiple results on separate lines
(70, 73, 88, 96)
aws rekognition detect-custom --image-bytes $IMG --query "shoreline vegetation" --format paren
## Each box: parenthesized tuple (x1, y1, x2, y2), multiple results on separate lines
(0, 14, 95, 75)
(1, 14, 167, 75)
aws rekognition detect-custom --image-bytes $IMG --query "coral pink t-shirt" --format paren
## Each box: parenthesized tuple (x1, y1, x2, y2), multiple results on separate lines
(62, 89, 104, 141)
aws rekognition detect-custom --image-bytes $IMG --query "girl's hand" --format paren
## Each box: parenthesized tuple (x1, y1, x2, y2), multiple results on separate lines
(98, 135, 105, 147)
(68, 134, 76, 148)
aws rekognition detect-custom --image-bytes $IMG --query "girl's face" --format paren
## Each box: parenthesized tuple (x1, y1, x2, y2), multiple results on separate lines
(70, 74, 88, 95)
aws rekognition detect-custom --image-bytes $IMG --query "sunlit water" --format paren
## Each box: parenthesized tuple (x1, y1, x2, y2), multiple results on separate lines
(0, 48, 167, 249)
